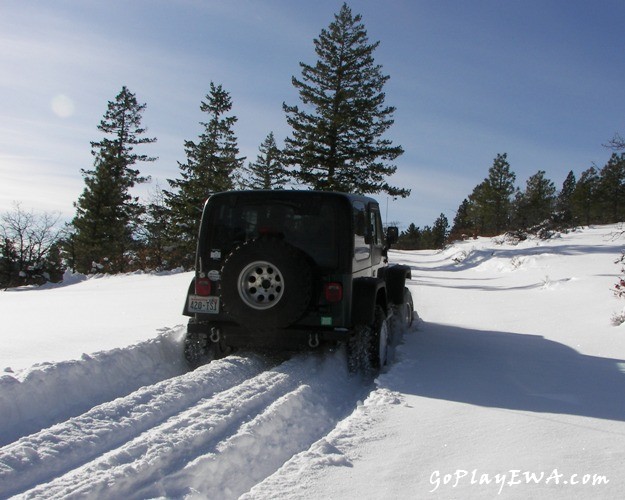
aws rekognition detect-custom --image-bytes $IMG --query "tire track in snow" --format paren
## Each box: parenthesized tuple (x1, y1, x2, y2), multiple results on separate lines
(0, 354, 270, 498)
(13, 349, 369, 500)
(150, 383, 343, 499)
(0, 326, 188, 446)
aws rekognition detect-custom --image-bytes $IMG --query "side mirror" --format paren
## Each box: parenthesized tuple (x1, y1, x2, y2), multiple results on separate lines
(386, 226, 399, 245)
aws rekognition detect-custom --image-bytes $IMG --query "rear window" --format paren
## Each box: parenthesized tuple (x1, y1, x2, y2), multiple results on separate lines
(204, 196, 343, 269)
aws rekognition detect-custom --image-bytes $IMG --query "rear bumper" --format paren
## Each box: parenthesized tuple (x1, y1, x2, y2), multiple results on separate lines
(188, 320, 350, 350)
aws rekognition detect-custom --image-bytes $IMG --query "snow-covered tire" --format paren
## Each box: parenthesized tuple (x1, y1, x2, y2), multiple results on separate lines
(388, 287, 413, 342)
(184, 328, 231, 370)
(184, 331, 215, 369)
(400, 287, 414, 329)
(347, 305, 389, 375)
(220, 237, 313, 329)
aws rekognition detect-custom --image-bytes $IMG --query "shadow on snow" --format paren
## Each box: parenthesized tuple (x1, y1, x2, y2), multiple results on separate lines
(391, 323, 625, 422)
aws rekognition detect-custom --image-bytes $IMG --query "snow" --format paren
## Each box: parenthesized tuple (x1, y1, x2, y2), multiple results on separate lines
(0, 271, 191, 371)
(1, 224, 625, 498)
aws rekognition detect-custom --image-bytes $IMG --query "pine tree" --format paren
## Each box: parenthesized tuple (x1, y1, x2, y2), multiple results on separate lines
(464, 154, 516, 236)
(137, 184, 170, 270)
(482, 153, 516, 234)
(419, 225, 435, 249)
(432, 213, 450, 249)
(596, 153, 625, 223)
(72, 86, 156, 273)
(513, 170, 556, 229)
(241, 132, 287, 189)
(397, 223, 421, 250)
(283, 3, 408, 198)
(43, 242, 64, 283)
(555, 170, 576, 225)
(449, 198, 474, 241)
(466, 181, 489, 235)
(164, 82, 245, 267)
(571, 166, 600, 225)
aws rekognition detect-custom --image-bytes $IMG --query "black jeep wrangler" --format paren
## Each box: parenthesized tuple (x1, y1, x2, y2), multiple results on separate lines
(182, 190, 414, 373)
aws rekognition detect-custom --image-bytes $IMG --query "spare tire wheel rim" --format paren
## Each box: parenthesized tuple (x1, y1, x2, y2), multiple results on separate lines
(237, 260, 284, 310)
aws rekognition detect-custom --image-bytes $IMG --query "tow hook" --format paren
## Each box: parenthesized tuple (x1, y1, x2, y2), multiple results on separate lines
(308, 332, 320, 348)
(210, 327, 221, 343)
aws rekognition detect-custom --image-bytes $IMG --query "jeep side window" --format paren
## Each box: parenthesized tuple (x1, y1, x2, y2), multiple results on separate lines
(369, 204, 385, 265)
(369, 205, 384, 245)
(353, 201, 369, 262)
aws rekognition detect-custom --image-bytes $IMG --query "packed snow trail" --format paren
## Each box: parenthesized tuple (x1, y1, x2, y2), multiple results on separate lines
(0, 348, 370, 499)
(0, 354, 270, 497)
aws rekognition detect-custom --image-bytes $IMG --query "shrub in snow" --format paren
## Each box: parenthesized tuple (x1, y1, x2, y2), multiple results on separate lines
(612, 309, 625, 327)
(613, 251, 625, 326)
(615, 251, 625, 299)
(616, 278, 625, 300)
(496, 231, 527, 245)
(451, 250, 469, 264)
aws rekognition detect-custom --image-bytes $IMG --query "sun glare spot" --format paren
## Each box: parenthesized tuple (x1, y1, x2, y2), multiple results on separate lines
(51, 94, 75, 118)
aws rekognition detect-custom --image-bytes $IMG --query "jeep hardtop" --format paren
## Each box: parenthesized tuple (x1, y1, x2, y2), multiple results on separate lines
(183, 190, 414, 373)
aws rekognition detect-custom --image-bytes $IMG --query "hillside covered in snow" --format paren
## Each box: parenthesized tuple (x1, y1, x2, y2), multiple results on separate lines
(1, 224, 625, 499)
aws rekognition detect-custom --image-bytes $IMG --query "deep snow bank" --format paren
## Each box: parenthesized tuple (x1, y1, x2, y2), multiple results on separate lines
(0, 326, 187, 446)
(0, 353, 270, 498)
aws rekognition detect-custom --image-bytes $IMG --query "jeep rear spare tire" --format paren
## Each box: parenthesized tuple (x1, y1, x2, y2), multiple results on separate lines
(220, 237, 313, 329)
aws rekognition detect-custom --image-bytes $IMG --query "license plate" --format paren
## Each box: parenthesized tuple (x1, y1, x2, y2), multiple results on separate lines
(188, 295, 220, 314)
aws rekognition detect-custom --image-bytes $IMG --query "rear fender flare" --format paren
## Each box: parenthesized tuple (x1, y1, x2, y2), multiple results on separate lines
(351, 277, 387, 325)
(182, 278, 195, 316)
(380, 265, 411, 304)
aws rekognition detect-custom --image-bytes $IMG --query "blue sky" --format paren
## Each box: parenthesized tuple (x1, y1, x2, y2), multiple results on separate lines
(1, 0, 624, 229)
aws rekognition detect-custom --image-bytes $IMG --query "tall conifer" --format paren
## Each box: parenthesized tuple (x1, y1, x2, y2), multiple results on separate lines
(555, 170, 576, 225)
(597, 153, 625, 222)
(241, 132, 287, 189)
(283, 3, 408, 197)
(572, 166, 600, 225)
(432, 213, 450, 248)
(465, 154, 516, 235)
(483, 153, 516, 234)
(164, 82, 244, 266)
(71, 87, 156, 273)
(449, 198, 474, 240)
(513, 170, 556, 229)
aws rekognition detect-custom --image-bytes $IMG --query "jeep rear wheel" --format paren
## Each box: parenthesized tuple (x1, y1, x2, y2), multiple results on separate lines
(347, 305, 389, 374)
(184, 326, 231, 370)
(392, 288, 414, 335)
(404, 288, 414, 327)
(221, 237, 313, 329)
(184, 331, 214, 369)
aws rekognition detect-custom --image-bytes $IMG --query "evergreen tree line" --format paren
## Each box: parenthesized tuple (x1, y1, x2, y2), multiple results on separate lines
(395, 151, 625, 251)
(393, 214, 450, 251)
(1, 4, 409, 284)
(3, 3, 624, 283)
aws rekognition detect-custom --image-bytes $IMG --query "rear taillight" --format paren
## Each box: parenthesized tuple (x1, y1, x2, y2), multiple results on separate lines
(195, 277, 212, 296)
(324, 282, 343, 303)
